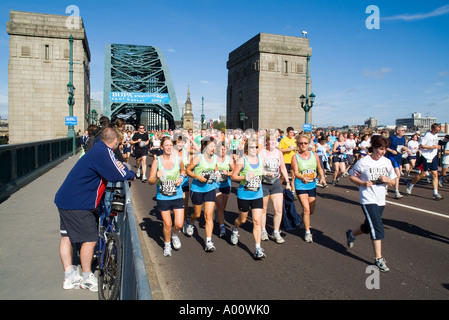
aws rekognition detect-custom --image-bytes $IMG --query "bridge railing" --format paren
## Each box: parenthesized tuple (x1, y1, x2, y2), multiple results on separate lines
(113, 181, 152, 300)
(0, 137, 79, 202)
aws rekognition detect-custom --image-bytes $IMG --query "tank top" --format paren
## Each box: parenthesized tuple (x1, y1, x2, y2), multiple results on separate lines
(190, 154, 217, 193)
(216, 155, 231, 188)
(294, 151, 317, 191)
(180, 146, 190, 187)
(237, 155, 263, 200)
(156, 154, 183, 200)
(261, 148, 282, 184)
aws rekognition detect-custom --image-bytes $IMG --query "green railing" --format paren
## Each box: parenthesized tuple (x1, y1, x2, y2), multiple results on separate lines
(0, 137, 80, 202)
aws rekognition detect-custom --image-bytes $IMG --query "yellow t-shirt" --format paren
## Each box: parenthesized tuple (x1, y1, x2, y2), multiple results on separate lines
(279, 136, 297, 164)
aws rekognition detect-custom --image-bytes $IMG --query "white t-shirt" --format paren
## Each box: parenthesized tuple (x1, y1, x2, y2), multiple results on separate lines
(349, 155, 397, 206)
(407, 140, 419, 156)
(345, 139, 356, 155)
(443, 142, 449, 165)
(420, 131, 439, 160)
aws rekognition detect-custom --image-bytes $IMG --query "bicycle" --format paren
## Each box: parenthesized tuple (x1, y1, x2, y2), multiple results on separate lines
(94, 181, 126, 300)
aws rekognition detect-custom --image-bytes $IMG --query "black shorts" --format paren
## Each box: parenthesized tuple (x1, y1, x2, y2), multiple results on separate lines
(135, 148, 148, 159)
(190, 189, 216, 205)
(296, 188, 317, 197)
(157, 198, 184, 212)
(237, 197, 263, 212)
(59, 208, 98, 243)
(421, 155, 439, 171)
(360, 204, 385, 240)
(216, 186, 231, 194)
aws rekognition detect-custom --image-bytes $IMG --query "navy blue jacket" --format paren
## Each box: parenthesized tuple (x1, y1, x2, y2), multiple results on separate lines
(54, 140, 135, 210)
(282, 189, 302, 231)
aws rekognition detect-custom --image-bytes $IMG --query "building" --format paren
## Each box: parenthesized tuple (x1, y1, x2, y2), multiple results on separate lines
(396, 112, 437, 132)
(182, 86, 194, 130)
(226, 33, 312, 131)
(6, 10, 91, 144)
(364, 117, 378, 129)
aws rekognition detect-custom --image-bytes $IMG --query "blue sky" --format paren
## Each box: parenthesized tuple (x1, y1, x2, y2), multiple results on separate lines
(0, 0, 448, 128)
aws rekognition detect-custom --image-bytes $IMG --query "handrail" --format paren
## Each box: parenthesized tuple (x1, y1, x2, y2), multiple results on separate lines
(0, 137, 80, 202)
(115, 181, 152, 300)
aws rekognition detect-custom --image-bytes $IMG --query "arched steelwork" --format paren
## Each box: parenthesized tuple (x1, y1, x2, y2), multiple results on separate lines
(103, 44, 180, 129)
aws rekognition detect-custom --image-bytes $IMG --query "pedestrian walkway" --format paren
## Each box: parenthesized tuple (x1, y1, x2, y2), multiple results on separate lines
(0, 152, 97, 300)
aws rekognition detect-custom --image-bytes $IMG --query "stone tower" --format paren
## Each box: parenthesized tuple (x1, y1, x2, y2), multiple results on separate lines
(226, 33, 312, 131)
(182, 86, 194, 130)
(6, 10, 91, 144)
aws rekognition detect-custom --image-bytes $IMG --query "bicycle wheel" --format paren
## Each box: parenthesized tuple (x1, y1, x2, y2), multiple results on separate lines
(98, 232, 122, 300)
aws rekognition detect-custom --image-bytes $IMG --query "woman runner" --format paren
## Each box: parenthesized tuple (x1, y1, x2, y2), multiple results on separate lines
(148, 136, 186, 257)
(291, 133, 326, 243)
(215, 142, 234, 238)
(186, 138, 218, 252)
(231, 138, 266, 259)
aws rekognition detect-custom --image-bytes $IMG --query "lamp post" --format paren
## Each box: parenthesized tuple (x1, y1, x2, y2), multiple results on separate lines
(300, 52, 316, 125)
(300, 92, 315, 125)
(67, 34, 76, 155)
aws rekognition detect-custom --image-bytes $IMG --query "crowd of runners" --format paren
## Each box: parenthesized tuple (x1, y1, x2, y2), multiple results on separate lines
(106, 121, 448, 270)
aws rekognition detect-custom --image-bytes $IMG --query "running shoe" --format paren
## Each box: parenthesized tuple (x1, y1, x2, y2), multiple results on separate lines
(304, 232, 313, 243)
(80, 274, 98, 292)
(136, 168, 141, 179)
(394, 191, 403, 199)
(163, 245, 172, 257)
(219, 225, 226, 238)
(374, 257, 390, 272)
(253, 247, 266, 260)
(405, 183, 413, 194)
(231, 229, 239, 245)
(205, 242, 216, 252)
(183, 221, 194, 236)
(172, 236, 181, 250)
(433, 193, 443, 201)
(141, 175, 147, 182)
(346, 229, 355, 248)
(271, 232, 285, 244)
(261, 229, 269, 241)
(63, 273, 82, 290)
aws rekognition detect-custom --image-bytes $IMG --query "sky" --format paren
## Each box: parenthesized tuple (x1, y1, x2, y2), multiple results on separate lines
(0, 0, 448, 128)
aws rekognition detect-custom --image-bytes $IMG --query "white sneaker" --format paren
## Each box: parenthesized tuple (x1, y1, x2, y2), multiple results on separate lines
(80, 274, 98, 292)
(304, 232, 313, 243)
(205, 241, 216, 252)
(63, 270, 82, 290)
(136, 168, 141, 178)
(183, 221, 194, 236)
(406, 183, 413, 194)
(141, 175, 147, 182)
(231, 229, 239, 245)
(172, 235, 181, 250)
(261, 229, 269, 241)
(163, 244, 172, 257)
(271, 231, 285, 244)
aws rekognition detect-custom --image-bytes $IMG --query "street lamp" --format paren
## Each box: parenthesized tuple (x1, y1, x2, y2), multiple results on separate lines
(67, 34, 76, 155)
(300, 93, 315, 125)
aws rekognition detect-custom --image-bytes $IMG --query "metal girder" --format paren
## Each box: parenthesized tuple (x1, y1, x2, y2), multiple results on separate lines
(103, 43, 180, 129)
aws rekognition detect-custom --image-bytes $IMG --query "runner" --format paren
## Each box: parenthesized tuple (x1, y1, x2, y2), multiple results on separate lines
(215, 141, 234, 238)
(186, 137, 218, 252)
(346, 134, 397, 272)
(291, 133, 326, 243)
(386, 125, 408, 199)
(260, 132, 291, 244)
(406, 123, 443, 200)
(148, 136, 186, 257)
(331, 133, 347, 186)
(130, 124, 150, 182)
(231, 138, 266, 259)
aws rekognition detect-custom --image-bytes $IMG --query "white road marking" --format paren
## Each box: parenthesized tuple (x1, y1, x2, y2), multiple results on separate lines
(386, 201, 449, 219)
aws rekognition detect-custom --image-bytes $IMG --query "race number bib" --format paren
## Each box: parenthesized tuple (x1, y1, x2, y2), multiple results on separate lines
(301, 169, 316, 183)
(160, 180, 177, 196)
(202, 170, 216, 184)
(245, 176, 262, 191)
(217, 170, 228, 183)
